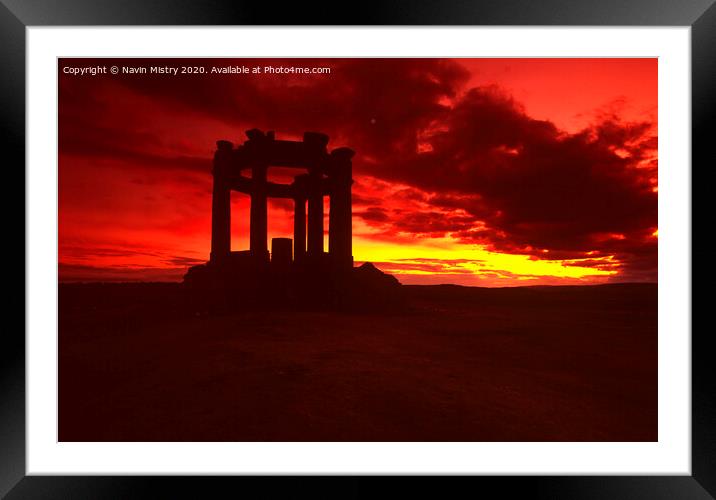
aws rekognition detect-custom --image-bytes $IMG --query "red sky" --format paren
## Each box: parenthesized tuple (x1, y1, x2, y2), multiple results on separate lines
(58, 58, 657, 286)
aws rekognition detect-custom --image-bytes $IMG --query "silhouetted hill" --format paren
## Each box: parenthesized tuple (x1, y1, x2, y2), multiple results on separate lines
(404, 282, 656, 309)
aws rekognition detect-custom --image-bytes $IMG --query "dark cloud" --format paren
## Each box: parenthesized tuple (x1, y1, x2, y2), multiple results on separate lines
(58, 263, 187, 282)
(369, 260, 477, 275)
(366, 86, 657, 277)
(63, 58, 469, 155)
(356, 207, 390, 223)
(389, 210, 476, 237)
(161, 256, 206, 267)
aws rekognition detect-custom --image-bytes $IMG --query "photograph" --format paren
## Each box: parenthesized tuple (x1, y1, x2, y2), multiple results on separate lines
(1, 0, 708, 490)
(57, 56, 659, 442)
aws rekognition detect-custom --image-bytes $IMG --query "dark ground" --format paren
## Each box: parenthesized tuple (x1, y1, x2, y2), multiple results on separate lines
(58, 282, 657, 441)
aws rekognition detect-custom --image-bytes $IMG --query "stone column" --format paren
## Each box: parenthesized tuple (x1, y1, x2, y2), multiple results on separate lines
(307, 168, 324, 256)
(250, 163, 269, 261)
(210, 140, 233, 263)
(328, 148, 354, 268)
(293, 196, 306, 261)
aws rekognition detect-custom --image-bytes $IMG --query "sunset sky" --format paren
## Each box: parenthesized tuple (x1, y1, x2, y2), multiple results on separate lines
(58, 58, 657, 286)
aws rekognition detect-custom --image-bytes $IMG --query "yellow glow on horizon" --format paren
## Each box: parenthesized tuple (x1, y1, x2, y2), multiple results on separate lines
(353, 236, 617, 279)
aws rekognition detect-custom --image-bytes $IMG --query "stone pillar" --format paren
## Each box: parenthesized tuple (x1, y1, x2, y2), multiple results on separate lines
(293, 196, 306, 261)
(250, 163, 269, 261)
(271, 237, 293, 268)
(328, 148, 354, 268)
(307, 168, 324, 256)
(210, 140, 233, 263)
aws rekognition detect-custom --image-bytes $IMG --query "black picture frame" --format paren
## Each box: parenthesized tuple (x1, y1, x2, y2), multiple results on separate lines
(3, 0, 710, 497)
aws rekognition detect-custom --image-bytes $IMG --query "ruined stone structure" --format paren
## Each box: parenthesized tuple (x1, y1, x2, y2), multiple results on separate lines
(209, 128, 354, 270)
(184, 128, 402, 310)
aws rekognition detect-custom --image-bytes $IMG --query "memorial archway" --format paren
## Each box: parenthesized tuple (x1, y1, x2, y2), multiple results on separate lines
(210, 129, 354, 270)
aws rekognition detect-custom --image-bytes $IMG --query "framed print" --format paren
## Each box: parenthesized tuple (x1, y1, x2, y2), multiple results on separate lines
(3, 0, 711, 498)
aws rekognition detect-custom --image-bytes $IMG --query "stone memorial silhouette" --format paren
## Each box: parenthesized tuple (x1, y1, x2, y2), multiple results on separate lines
(184, 129, 401, 310)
